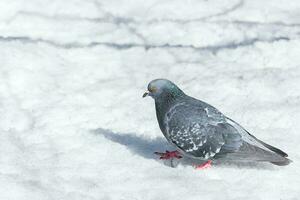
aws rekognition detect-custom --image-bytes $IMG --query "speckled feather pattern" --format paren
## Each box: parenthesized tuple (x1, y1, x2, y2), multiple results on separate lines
(163, 98, 242, 160)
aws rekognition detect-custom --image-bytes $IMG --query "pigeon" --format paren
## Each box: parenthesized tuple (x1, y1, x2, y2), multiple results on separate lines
(143, 79, 291, 168)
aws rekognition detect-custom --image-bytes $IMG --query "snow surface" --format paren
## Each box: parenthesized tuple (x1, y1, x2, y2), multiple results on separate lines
(1, 0, 300, 199)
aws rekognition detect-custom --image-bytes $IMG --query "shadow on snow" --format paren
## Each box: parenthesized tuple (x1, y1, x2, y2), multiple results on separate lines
(91, 128, 274, 170)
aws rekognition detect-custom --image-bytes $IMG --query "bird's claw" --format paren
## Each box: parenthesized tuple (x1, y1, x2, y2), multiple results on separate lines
(154, 150, 182, 159)
(193, 160, 212, 170)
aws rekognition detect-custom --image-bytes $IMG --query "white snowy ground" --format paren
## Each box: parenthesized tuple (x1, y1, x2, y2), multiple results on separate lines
(1, 0, 300, 199)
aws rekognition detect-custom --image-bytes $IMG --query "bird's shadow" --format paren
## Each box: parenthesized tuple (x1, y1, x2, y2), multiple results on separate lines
(92, 128, 171, 159)
(91, 128, 274, 170)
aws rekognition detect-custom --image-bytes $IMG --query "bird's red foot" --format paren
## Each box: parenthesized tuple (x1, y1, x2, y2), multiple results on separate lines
(194, 160, 212, 170)
(154, 150, 182, 159)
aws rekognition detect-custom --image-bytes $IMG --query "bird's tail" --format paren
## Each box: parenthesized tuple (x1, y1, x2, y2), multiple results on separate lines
(225, 117, 291, 166)
(244, 142, 292, 166)
(246, 133, 292, 165)
(223, 142, 292, 166)
(247, 132, 288, 157)
(270, 158, 292, 166)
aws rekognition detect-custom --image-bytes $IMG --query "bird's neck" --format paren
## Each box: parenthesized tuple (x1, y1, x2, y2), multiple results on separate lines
(154, 94, 185, 132)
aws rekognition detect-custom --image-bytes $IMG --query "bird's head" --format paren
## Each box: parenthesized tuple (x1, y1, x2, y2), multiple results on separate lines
(143, 79, 185, 101)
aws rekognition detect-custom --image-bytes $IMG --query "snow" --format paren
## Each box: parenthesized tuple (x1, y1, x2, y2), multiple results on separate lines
(0, 0, 300, 199)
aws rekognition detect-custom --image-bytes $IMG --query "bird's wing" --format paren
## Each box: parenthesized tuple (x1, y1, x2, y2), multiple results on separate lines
(164, 101, 290, 164)
(225, 117, 289, 157)
(164, 102, 243, 159)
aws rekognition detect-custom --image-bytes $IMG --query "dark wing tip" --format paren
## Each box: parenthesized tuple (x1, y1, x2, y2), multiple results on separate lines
(266, 145, 288, 157)
(247, 132, 289, 157)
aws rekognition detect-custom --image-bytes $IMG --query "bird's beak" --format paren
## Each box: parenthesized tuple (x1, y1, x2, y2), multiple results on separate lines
(142, 91, 149, 98)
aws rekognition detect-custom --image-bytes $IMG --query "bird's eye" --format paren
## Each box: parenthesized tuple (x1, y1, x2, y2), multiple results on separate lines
(149, 86, 157, 93)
